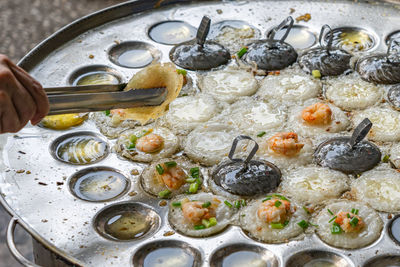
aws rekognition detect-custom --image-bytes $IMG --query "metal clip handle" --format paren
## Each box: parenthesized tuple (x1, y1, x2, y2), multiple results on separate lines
(196, 16, 211, 46)
(349, 118, 372, 148)
(45, 83, 127, 95)
(228, 135, 259, 164)
(319, 24, 334, 53)
(7, 217, 41, 267)
(269, 16, 294, 43)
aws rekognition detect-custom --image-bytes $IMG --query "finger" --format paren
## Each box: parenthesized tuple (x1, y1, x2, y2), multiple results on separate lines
(9, 79, 36, 126)
(0, 91, 22, 133)
(7, 63, 49, 124)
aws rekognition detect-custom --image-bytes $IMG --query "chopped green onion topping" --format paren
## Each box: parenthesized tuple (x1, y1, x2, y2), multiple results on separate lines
(241, 199, 247, 206)
(172, 202, 181, 207)
(327, 209, 334, 215)
(234, 200, 241, 209)
(257, 131, 266, 137)
(350, 217, 359, 227)
(195, 178, 202, 185)
(185, 178, 196, 183)
(309, 222, 319, 227)
(331, 222, 343, 234)
(224, 200, 233, 208)
(351, 208, 359, 215)
(202, 219, 211, 228)
(297, 220, 309, 229)
(190, 167, 200, 178)
(156, 164, 164, 175)
(271, 223, 284, 229)
(347, 213, 351, 218)
(262, 197, 272, 202)
(274, 200, 282, 208)
(303, 206, 310, 214)
(127, 143, 136, 149)
(329, 216, 337, 223)
(130, 135, 138, 143)
(202, 201, 211, 208)
(158, 189, 171, 198)
(176, 69, 187, 76)
(194, 225, 206, 230)
(237, 47, 248, 58)
(104, 110, 111, 116)
(209, 217, 217, 227)
(382, 154, 390, 163)
(164, 161, 177, 168)
(283, 220, 290, 226)
(189, 182, 199, 193)
(312, 69, 321, 79)
(273, 194, 289, 201)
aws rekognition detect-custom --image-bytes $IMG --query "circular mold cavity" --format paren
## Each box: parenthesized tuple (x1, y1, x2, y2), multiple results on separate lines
(363, 255, 400, 267)
(388, 214, 400, 246)
(69, 167, 130, 202)
(267, 25, 316, 49)
(324, 27, 376, 52)
(68, 65, 122, 86)
(108, 41, 161, 68)
(148, 20, 197, 45)
(286, 250, 352, 267)
(132, 240, 202, 267)
(50, 131, 109, 165)
(385, 31, 400, 53)
(209, 244, 279, 267)
(94, 202, 160, 241)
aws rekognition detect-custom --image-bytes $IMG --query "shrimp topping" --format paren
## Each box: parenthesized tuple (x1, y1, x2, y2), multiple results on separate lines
(334, 211, 365, 233)
(182, 201, 216, 224)
(257, 198, 292, 224)
(156, 163, 187, 190)
(302, 102, 332, 126)
(268, 132, 304, 157)
(136, 133, 164, 153)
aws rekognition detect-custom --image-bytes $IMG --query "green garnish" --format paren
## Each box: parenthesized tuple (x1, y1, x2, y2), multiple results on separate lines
(283, 220, 290, 226)
(176, 69, 187, 76)
(257, 131, 266, 137)
(104, 110, 111, 116)
(241, 199, 247, 206)
(309, 222, 319, 227)
(297, 220, 309, 229)
(303, 206, 310, 214)
(194, 225, 206, 230)
(202, 219, 211, 228)
(234, 200, 241, 209)
(312, 69, 321, 79)
(382, 154, 390, 163)
(130, 135, 138, 143)
(237, 47, 248, 58)
(189, 182, 199, 193)
(350, 217, 359, 227)
(186, 178, 196, 183)
(351, 208, 359, 215)
(127, 143, 136, 149)
(190, 167, 200, 178)
(208, 217, 217, 227)
(156, 164, 164, 175)
(262, 197, 272, 202)
(273, 194, 289, 201)
(347, 213, 351, 218)
(172, 202, 181, 207)
(224, 200, 233, 208)
(202, 201, 211, 208)
(327, 209, 334, 215)
(329, 216, 337, 223)
(158, 189, 171, 198)
(164, 161, 177, 168)
(274, 200, 282, 208)
(271, 223, 284, 229)
(331, 222, 343, 234)
(195, 178, 202, 185)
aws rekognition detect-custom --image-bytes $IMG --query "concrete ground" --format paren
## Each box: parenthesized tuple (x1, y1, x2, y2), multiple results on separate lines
(0, 1, 125, 266)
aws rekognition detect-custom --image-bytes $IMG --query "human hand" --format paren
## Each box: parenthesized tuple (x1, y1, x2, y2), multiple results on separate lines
(0, 54, 49, 133)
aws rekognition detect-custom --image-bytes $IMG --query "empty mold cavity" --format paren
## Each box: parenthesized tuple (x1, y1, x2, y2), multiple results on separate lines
(94, 202, 160, 241)
(267, 25, 316, 49)
(149, 21, 197, 45)
(69, 65, 121, 86)
(389, 215, 400, 245)
(50, 131, 109, 165)
(363, 255, 400, 267)
(324, 27, 376, 52)
(69, 167, 129, 202)
(108, 41, 160, 68)
(132, 240, 201, 267)
(286, 250, 352, 267)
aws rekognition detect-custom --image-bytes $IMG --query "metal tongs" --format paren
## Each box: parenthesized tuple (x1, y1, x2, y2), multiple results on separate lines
(45, 83, 167, 115)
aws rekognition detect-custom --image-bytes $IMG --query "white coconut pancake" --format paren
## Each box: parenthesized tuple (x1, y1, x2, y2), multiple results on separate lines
(90, 112, 143, 139)
(314, 200, 383, 249)
(141, 158, 202, 198)
(163, 94, 224, 135)
(352, 106, 400, 142)
(168, 193, 236, 237)
(256, 133, 313, 170)
(198, 69, 258, 103)
(289, 99, 350, 137)
(115, 127, 179, 163)
(389, 143, 400, 169)
(221, 97, 287, 135)
(212, 24, 257, 52)
(281, 166, 350, 205)
(352, 169, 400, 212)
(184, 123, 237, 166)
(256, 68, 322, 105)
(239, 195, 309, 243)
(325, 74, 383, 110)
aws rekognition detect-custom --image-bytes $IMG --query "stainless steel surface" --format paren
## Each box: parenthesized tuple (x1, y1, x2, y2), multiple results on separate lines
(48, 87, 167, 115)
(1, 0, 400, 266)
(45, 83, 127, 95)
